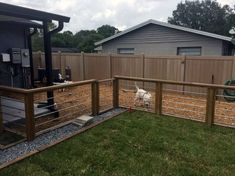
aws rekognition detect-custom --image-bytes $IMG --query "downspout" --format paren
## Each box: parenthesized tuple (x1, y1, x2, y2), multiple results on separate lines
(27, 28, 37, 88)
(49, 21, 64, 35)
(43, 21, 64, 111)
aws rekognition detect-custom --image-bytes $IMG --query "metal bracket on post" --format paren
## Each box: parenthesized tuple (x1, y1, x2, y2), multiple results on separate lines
(113, 78, 119, 108)
(206, 87, 216, 126)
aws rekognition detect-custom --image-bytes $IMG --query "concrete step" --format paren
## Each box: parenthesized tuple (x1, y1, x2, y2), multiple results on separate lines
(72, 115, 94, 127)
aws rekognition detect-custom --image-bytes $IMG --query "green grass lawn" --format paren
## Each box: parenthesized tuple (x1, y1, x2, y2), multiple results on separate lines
(1, 111, 235, 176)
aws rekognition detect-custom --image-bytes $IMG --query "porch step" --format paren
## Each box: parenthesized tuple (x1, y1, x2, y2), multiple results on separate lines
(1, 97, 50, 124)
(72, 115, 94, 127)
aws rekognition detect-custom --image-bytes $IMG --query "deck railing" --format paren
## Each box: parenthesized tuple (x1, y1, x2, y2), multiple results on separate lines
(0, 80, 100, 141)
(114, 76, 235, 128)
(1, 76, 235, 141)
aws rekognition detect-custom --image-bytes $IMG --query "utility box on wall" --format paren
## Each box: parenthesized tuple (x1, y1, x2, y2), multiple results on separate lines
(10, 48, 22, 64)
(21, 49, 30, 67)
(0, 22, 32, 88)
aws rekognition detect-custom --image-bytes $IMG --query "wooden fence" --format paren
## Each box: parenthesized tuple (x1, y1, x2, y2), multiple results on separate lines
(33, 52, 235, 91)
(114, 76, 235, 128)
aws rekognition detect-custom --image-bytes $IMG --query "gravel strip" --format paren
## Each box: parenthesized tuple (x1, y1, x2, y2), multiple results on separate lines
(0, 108, 125, 165)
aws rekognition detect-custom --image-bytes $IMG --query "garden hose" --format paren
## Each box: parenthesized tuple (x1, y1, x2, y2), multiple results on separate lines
(223, 80, 235, 102)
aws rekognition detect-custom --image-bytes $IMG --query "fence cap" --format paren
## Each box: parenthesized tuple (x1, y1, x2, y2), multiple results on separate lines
(0, 79, 97, 94)
(114, 75, 235, 90)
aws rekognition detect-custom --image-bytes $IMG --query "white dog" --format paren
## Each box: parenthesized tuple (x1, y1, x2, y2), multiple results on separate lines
(134, 82, 152, 108)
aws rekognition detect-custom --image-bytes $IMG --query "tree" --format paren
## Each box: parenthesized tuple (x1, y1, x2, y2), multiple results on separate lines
(74, 30, 103, 52)
(32, 23, 120, 52)
(168, 0, 235, 36)
(32, 29, 44, 51)
(73, 25, 120, 52)
(51, 31, 74, 48)
(97, 25, 119, 38)
(32, 22, 58, 51)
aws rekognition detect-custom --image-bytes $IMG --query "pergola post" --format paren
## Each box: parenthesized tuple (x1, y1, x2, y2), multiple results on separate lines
(43, 21, 55, 109)
(28, 28, 37, 88)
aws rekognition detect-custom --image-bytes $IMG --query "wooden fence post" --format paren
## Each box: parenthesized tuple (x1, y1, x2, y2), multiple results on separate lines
(206, 87, 216, 126)
(113, 78, 119, 108)
(109, 53, 112, 79)
(142, 53, 145, 88)
(81, 52, 85, 80)
(24, 93, 35, 141)
(181, 55, 186, 94)
(0, 97, 3, 133)
(91, 81, 99, 115)
(155, 82, 163, 115)
(231, 56, 235, 78)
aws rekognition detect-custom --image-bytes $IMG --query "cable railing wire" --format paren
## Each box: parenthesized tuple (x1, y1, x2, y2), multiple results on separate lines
(35, 109, 88, 128)
(163, 99, 205, 108)
(163, 88, 207, 96)
(1, 104, 26, 112)
(162, 106, 205, 114)
(215, 114, 235, 119)
(163, 94, 206, 102)
(34, 89, 91, 103)
(35, 101, 91, 119)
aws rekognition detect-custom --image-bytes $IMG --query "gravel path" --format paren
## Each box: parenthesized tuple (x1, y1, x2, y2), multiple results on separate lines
(0, 108, 125, 165)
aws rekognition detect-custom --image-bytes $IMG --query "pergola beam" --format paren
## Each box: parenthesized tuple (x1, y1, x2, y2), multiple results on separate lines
(0, 2, 70, 22)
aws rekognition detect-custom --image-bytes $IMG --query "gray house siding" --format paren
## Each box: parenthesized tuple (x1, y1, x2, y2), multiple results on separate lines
(101, 24, 224, 56)
(0, 23, 27, 53)
(0, 23, 27, 87)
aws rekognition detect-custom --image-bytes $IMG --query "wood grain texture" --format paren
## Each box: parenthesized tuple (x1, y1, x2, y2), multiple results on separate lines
(24, 93, 35, 141)
(206, 88, 216, 126)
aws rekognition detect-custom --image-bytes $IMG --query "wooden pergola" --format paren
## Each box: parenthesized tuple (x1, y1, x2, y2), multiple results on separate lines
(0, 2, 70, 107)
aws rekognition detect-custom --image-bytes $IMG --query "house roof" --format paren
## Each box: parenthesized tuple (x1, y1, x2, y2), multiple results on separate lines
(94, 46, 102, 51)
(95, 19, 232, 45)
(0, 2, 70, 23)
(0, 15, 42, 28)
(52, 47, 80, 53)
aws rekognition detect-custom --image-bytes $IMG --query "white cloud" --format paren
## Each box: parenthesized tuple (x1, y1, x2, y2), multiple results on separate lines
(1, 0, 234, 33)
(218, 0, 234, 6)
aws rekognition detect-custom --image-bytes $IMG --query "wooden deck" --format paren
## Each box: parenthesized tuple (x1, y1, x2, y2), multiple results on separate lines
(1, 97, 50, 124)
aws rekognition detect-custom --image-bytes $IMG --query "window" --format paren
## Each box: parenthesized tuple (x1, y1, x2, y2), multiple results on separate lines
(118, 48, 135, 55)
(177, 47, 201, 56)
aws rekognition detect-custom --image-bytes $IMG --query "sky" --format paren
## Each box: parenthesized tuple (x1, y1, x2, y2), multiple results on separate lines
(1, 0, 234, 33)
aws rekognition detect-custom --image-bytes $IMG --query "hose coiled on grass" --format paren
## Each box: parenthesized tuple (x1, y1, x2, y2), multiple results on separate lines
(223, 80, 235, 102)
